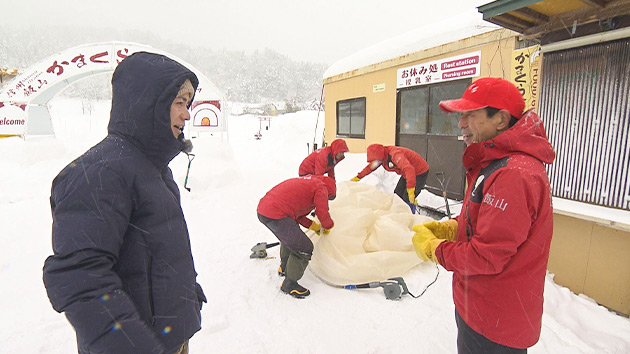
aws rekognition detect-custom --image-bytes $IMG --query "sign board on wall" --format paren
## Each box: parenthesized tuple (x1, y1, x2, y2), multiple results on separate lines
(397, 51, 481, 89)
(373, 83, 386, 92)
(511, 45, 541, 112)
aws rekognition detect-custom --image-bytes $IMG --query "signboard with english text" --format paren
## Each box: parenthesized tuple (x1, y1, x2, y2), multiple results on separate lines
(0, 103, 27, 136)
(397, 51, 481, 89)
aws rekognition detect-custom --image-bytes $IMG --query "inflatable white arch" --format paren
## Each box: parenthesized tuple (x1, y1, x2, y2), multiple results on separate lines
(0, 41, 226, 138)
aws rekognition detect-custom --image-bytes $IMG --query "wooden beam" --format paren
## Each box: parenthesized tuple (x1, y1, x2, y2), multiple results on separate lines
(513, 7, 549, 23)
(485, 18, 528, 33)
(494, 13, 538, 29)
(580, 0, 607, 8)
(523, 0, 630, 37)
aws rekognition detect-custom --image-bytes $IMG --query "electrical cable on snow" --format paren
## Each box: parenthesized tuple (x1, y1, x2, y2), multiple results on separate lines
(406, 261, 440, 299)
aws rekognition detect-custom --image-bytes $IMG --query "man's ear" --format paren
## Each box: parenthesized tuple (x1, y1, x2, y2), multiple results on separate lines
(496, 110, 512, 131)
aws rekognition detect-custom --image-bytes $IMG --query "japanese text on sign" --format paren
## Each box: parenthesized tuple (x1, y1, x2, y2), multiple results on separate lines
(397, 51, 481, 88)
(510, 45, 541, 112)
(4, 47, 132, 100)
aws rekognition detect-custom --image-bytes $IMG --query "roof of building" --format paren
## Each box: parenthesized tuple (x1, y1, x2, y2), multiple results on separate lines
(323, 9, 501, 80)
(478, 0, 630, 38)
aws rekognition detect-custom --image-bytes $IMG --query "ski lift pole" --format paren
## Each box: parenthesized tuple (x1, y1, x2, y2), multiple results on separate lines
(311, 85, 324, 153)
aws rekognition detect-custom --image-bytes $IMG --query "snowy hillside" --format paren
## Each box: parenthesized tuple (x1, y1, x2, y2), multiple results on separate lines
(0, 98, 629, 353)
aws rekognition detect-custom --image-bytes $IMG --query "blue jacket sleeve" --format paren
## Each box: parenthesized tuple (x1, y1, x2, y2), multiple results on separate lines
(43, 163, 165, 353)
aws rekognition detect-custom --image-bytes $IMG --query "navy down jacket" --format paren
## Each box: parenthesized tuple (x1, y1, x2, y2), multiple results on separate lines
(43, 52, 205, 354)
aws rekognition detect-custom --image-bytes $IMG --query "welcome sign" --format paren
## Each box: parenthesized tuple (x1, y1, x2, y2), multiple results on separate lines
(0, 42, 225, 137)
(0, 103, 27, 136)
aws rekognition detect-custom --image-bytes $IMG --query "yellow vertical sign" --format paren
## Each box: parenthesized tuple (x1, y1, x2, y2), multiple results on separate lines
(511, 45, 541, 113)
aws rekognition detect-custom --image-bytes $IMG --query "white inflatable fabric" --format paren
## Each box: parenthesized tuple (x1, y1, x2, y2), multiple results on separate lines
(309, 181, 433, 286)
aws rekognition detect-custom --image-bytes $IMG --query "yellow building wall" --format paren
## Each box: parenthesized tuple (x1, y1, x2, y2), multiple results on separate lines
(323, 75, 396, 152)
(549, 213, 630, 315)
(323, 28, 518, 152)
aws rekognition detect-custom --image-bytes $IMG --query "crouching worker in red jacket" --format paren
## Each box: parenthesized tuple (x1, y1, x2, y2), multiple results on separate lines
(299, 138, 349, 180)
(351, 144, 429, 210)
(257, 175, 336, 298)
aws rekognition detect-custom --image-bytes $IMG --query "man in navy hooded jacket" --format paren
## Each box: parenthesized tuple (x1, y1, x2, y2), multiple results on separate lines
(43, 52, 206, 354)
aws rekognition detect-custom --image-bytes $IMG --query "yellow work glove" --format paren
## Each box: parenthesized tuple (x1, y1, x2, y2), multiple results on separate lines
(321, 226, 332, 235)
(350, 176, 361, 182)
(309, 222, 322, 234)
(407, 188, 416, 204)
(411, 225, 445, 263)
(423, 219, 458, 241)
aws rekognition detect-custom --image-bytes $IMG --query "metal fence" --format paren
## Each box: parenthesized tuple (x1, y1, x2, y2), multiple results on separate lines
(540, 38, 630, 210)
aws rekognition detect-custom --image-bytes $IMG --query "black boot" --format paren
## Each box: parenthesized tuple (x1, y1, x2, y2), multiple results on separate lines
(281, 278, 310, 298)
(281, 251, 312, 298)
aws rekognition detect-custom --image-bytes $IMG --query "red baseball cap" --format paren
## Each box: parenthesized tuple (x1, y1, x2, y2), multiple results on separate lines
(439, 77, 525, 119)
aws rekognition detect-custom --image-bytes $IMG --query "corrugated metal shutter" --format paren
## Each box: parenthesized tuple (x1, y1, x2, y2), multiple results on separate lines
(540, 38, 630, 210)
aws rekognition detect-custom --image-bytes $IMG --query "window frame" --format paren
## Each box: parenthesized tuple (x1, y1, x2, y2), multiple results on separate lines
(336, 97, 366, 139)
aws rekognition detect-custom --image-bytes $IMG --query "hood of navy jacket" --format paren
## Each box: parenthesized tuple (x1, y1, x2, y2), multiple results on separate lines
(108, 51, 199, 169)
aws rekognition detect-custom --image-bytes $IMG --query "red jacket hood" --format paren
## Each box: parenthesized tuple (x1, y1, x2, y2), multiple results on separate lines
(330, 139, 349, 156)
(463, 109, 555, 170)
(366, 144, 386, 162)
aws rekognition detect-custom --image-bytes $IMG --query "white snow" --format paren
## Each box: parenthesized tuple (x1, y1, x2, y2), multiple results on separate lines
(323, 10, 501, 79)
(1, 98, 629, 353)
(553, 197, 630, 232)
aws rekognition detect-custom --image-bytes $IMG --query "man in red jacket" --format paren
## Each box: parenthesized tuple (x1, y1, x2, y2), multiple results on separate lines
(411, 77, 555, 353)
(351, 144, 429, 209)
(257, 175, 336, 298)
(299, 138, 349, 180)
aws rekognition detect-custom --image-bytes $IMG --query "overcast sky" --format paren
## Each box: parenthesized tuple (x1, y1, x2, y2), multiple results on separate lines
(9, 0, 491, 65)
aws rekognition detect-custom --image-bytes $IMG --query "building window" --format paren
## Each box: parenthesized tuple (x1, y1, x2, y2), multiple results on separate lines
(428, 82, 467, 136)
(336, 97, 366, 138)
(398, 80, 469, 136)
(399, 87, 428, 134)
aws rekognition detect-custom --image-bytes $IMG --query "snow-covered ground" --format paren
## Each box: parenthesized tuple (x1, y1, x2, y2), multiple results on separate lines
(0, 98, 629, 353)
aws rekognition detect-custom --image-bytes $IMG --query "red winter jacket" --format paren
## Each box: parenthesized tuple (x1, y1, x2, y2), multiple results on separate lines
(357, 145, 429, 188)
(257, 175, 335, 229)
(299, 139, 349, 180)
(435, 110, 555, 349)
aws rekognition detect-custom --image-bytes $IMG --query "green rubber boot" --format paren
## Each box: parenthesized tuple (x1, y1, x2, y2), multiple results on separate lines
(281, 251, 311, 298)
(278, 244, 290, 276)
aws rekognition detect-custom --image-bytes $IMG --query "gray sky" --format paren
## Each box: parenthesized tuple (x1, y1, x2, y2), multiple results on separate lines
(9, 0, 490, 64)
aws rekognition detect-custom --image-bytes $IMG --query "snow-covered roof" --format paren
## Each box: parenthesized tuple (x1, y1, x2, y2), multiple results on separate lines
(324, 10, 501, 79)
